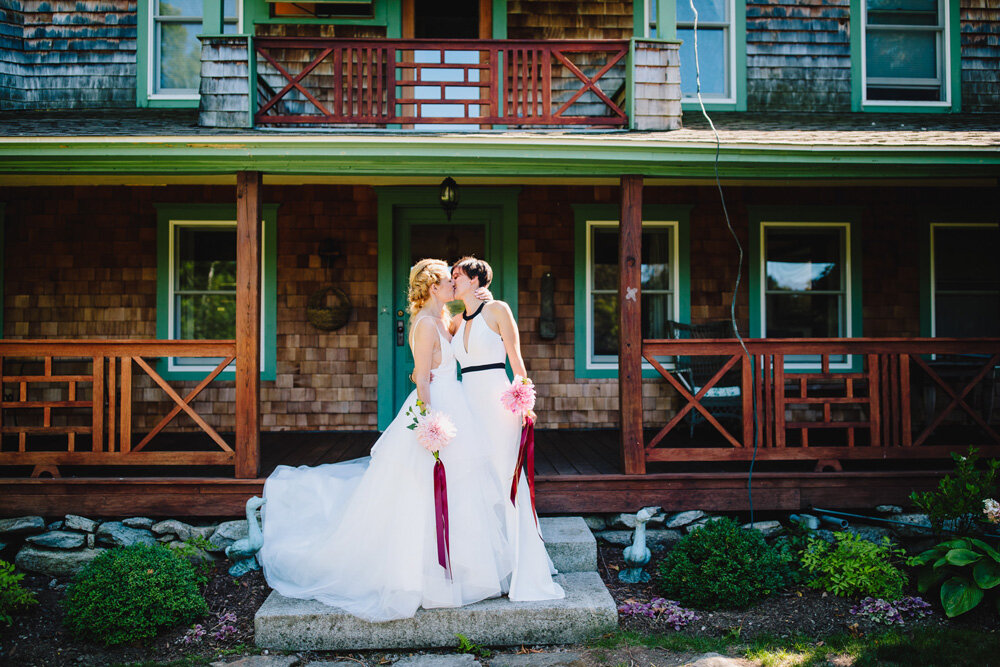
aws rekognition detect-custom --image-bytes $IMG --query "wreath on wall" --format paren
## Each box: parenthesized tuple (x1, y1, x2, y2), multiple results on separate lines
(307, 285, 353, 331)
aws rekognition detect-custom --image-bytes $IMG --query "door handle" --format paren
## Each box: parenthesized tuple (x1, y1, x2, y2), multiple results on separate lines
(396, 318, 405, 346)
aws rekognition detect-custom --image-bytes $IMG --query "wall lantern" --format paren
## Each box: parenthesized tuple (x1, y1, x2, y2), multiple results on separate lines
(439, 177, 459, 220)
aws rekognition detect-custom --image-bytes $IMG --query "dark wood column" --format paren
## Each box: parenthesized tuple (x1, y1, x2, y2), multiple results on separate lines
(235, 171, 262, 479)
(619, 174, 645, 474)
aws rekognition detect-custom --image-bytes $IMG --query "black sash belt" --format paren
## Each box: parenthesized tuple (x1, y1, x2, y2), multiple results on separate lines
(461, 362, 506, 374)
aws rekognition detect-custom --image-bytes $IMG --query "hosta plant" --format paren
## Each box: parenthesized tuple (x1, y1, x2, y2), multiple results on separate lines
(908, 537, 1000, 618)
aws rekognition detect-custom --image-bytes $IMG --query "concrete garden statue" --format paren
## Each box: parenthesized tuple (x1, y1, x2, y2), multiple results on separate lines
(225, 496, 265, 577)
(620, 505, 660, 583)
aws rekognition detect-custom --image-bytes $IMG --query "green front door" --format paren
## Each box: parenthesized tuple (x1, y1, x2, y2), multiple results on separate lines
(391, 206, 503, 416)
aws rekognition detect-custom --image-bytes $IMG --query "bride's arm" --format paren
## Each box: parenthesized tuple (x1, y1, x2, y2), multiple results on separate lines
(486, 301, 528, 379)
(411, 319, 436, 408)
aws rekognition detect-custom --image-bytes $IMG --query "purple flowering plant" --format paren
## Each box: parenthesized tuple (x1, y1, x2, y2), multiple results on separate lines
(617, 597, 700, 630)
(179, 611, 239, 645)
(849, 596, 932, 626)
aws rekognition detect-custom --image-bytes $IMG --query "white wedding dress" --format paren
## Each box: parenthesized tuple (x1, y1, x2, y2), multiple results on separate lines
(258, 325, 512, 622)
(453, 310, 565, 601)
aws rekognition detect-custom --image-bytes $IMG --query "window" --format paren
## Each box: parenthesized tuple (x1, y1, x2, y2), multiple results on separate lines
(573, 205, 691, 378)
(646, 0, 659, 37)
(155, 204, 277, 380)
(930, 224, 1000, 338)
(749, 210, 863, 371)
(677, 0, 736, 104)
(852, 0, 959, 110)
(150, 0, 239, 98)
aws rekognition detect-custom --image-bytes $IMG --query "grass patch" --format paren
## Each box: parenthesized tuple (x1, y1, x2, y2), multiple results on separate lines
(588, 629, 728, 653)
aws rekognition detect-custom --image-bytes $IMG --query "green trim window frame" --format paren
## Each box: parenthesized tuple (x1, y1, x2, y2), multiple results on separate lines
(0, 203, 4, 339)
(244, 0, 391, 27)
(850, 0, 961, 112)
(749, 208, 863, 373)
(138, 0, 240, 108)
(923, 222, 1000, 339)
(155, 203, 277, 381)
(573, 204, 691, 379)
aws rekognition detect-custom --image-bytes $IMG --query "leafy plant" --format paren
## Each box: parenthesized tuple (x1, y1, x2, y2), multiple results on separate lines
(455, 633, 492, 658)
(617, 598, 699, 630)
(654, 517, 788, 610)
(0, 559, 37, 625)
(800, 531, 908, 600)
(849, 596, 933, 626)
(63, 544, 209, 645)
(168, 535, 217, 578)
(910, 447, 999, 535)
(908, 536, 1000, 618)
(772, 521, 814, 586)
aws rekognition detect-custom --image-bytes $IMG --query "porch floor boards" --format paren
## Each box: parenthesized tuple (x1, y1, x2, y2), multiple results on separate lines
(0, 429, 956, 517)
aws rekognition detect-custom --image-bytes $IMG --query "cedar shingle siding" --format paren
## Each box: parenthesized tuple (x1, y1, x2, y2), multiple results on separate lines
(0, 0, 136, 110)
(962, 0, 1000, 112)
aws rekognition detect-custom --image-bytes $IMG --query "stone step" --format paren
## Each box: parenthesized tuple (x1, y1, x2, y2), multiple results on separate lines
(255, 571, 617, 650)
(539, 516, 596, 573)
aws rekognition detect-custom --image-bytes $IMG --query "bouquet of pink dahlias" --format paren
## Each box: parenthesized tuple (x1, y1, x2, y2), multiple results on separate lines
(501, 376, 536, 414)
(406, 399, 456, 460)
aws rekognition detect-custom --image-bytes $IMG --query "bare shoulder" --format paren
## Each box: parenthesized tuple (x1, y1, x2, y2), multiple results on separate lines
(483, 300, 513, 319)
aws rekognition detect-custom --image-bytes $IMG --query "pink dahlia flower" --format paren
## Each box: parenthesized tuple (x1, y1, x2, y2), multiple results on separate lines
(501, 376, 536, 414)
(414, 410, 457, 454)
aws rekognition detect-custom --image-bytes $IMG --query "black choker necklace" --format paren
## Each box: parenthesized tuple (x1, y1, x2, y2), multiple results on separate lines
(463, 302, 486, 321)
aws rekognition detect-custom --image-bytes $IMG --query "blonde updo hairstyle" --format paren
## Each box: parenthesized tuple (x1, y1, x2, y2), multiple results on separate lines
(407, 258, 450, 320)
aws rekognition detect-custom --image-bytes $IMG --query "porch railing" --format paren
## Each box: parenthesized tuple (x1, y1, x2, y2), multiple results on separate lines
(641, 338, 1000, 465)
(253, 38, 629, 126)
(0, 340, 237, 476)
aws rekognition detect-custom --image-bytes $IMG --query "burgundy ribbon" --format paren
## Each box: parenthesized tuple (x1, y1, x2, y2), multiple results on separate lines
(433, 456, 451, 579)
(510, 417, 539, 531)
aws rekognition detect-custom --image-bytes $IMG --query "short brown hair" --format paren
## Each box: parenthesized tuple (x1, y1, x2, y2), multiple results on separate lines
(453, 256, 493, 288)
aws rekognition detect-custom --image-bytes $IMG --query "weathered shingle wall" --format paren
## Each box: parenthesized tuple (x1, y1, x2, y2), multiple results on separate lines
(962, 0, 1000, 112)
(746, 0, 851, 112)
(0, 0, 25, 108)
(4, 0, 136, 110)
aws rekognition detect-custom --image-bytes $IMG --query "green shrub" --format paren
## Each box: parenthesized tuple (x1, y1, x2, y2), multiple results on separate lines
(772, 522, 813, 587)
(800, 531, 907, 600)
(910, 447, 999, 536)
(63, 543, 208, 645)
(654, 517, 787, 610)
(908, 537, 1000, 618)
(0, 559, 37, 625)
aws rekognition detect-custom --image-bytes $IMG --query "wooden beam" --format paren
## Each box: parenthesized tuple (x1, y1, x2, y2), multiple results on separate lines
(619, 174, 644, 474)
(236, 171, 262, 479)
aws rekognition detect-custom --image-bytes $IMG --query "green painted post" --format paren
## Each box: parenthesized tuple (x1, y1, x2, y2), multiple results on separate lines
(203, 0, 225, 35)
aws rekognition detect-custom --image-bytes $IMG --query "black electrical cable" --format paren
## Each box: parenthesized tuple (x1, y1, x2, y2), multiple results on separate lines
(688, 0, 759, 525)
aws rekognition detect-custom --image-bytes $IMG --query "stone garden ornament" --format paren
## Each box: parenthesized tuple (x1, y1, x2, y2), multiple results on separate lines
(226, 496, 265, 577)
(619, 505, 661, 583)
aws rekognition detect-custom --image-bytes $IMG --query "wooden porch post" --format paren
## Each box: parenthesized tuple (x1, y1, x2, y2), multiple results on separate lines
(235, 171, 262, 479)
(620, 174, 645, 474)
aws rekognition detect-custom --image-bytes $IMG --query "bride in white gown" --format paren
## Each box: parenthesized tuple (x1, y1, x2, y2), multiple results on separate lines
(258, 259, 512, 622)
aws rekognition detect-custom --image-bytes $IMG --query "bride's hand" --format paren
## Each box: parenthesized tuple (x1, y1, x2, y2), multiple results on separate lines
(474, 287, 493, 302)
(523, 409, 537, 426)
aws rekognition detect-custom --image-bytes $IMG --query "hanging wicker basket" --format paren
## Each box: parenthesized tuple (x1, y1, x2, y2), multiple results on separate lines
(307, 285, 353, 331)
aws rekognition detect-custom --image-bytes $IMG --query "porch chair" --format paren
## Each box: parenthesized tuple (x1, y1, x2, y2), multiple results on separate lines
(664, 320, 745, 439)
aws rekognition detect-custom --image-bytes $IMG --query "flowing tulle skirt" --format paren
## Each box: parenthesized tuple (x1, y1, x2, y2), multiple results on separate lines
(258, 376, 512, 622)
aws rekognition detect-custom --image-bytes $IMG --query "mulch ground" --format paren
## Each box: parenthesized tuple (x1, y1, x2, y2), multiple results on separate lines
(2, 543, 998, 666)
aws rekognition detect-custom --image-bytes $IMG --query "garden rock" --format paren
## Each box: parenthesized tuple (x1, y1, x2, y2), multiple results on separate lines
(742, 521, 783, 538)
(122, 517, 155, 529)
(210, 657, 301, 667)
(47, 520, 63, 531)
(846, 525, 894, 544)
(209, 520, 248, 551)
(583, 515, 607, 531)
(595, 529, 681, 551)
(152, 519, 196, 541)
(393, 655, 479, 666)
(15, 545, 107, 578)
(891, 513, 933, 537)
(686, 517, 723, 533)
(95, 521, 158, 547)
(490, 652, 584, 666)
(664, 510, 706, 529)
(26, 530, 86, 549)
(192, 525, 218, 540)
(63, 514, 98, 533)
(169, 543, 216, 569)
(876, 505, 903, 515)
(86, 534, 95, 548)
(0, 515, 45, 535)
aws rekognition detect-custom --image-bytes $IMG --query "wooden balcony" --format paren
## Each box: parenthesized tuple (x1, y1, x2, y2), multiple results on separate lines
(251, 38, 632, 128)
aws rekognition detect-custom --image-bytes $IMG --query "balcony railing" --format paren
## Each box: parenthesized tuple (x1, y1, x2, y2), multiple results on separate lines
(253, 38, 629, 127)
(641, 337, 1000, 466)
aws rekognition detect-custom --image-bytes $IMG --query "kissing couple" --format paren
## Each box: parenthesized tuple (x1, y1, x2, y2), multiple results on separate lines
(258, 256, 564, 622)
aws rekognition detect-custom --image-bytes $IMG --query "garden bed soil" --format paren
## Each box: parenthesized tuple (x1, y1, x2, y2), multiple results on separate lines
(2, 543, 999, 666)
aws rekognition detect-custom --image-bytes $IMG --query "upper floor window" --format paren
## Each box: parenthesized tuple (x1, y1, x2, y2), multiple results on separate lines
(677, 0, 735, 103)
(861, 0, 952, 106)
(930, 224, 1000, 338)
(151, 0, 238, 97)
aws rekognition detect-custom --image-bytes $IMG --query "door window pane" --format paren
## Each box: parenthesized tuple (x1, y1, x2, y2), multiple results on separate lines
(933, 225, 1000, 338)
(174, 226, 238, 341)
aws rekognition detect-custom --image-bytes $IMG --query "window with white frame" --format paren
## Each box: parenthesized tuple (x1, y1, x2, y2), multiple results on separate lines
(863, 0, 948, 104)
(762, 223, 852, 367)
(151, 0, 238, 97)
(646, 0, 659, 37)
(587, 221, 677, 368)
(167, 219, 266, 374)
(930, 224, 1000, 338)
(677, 0, 735, 102)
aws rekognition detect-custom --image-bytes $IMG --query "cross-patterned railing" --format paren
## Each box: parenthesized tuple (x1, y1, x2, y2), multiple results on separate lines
(641, 338, 1000, 466)
(254, 38, 629, 127)
(0, 340, 237, 477)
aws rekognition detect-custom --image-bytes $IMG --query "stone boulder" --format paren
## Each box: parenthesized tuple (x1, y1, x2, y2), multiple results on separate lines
(742, 521, 783, 538)
(152, 519, 196, 541)
(209, 520, 248, 551)
(595, 529, 682, 551)
(0, 516, 45, 536)
(891, 513, 934, 537)
(122, 517, 155, 530)
(26, 531, 86, 550)
(95, 521, 158, 548)
(16, 546, 107, 578)
(664, 510, 706, 529)
(582, 515, 607, 531)
(64, 515, 99, 533)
